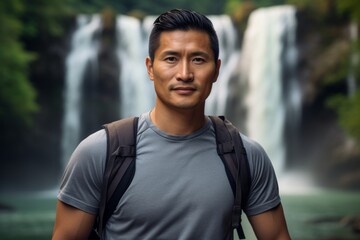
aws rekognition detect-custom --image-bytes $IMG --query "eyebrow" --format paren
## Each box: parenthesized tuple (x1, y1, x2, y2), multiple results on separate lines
(159, 51, 179, 57)
(190, 51, 211, 58)
(159, 50, 211, 59)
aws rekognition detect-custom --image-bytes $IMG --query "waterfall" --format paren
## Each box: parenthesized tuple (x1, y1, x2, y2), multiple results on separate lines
(61, 15, 101, 166)
(116, 16, 155, 118)
(206, 16, 241, 115)
(239, 6, 299, 173)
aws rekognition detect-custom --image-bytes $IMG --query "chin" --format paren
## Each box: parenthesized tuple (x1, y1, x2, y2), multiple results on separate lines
(173, 102, 204, 110)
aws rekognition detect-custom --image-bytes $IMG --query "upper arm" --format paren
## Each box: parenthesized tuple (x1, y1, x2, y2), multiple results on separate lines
(52, 200, 96, 240)
(241, 135, 280, 216)
(248, 203, 290, 240)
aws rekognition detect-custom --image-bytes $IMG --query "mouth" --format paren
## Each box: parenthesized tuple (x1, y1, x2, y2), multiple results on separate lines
(172, 86, 196, 95)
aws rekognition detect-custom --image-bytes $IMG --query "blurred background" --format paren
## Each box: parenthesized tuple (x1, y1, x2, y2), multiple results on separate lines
(0, 0, 360, 239)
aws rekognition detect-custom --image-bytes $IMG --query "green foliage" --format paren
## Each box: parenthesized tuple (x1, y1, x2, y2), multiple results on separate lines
(286, 0, 337, 21)
(252, 0, 285, 7)
(327, 91, 360, 142)
(286, 0, 360, 24)
(21, 0, 75, 38)
(328, 0, 360, 144)
(336, 0, 360, 21)
(225, 0, 244, 14)
(129, 0, 225, 15)
(287, 0, 360, 146)
(225, 0, 286, 14)
(321, 47, 351, 86)
(287, 0, 319, 8)
(225, 0, 256, 36)
(0, 0, 77, 130)
(0, 0, 37, 127)
(69, 0, 226, 15)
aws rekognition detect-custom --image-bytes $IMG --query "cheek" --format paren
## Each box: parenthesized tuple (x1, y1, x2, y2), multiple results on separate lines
(198, 79, 214, 97)
(152, 74, 170, 94)
(153, 66, 174, 82)
(201, 72, 216, 87)
(202, 75, 216, 96)
(205, 83, 214, 96)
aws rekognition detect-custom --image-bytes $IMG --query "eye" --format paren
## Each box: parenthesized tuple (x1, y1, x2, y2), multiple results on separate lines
(165, 56, 177, 63)
(193, 57, 205, 64)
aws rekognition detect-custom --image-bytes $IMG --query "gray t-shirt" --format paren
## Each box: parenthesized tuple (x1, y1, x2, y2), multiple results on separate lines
(58, 112, 280, 240)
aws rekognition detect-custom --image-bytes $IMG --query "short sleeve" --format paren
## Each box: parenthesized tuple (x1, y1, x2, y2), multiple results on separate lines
(57, 129, 107, 214)
(241, 134, 281, 216)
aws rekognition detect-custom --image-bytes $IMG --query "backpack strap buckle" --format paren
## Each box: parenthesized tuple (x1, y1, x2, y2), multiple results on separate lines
(217, 142, 234, 155)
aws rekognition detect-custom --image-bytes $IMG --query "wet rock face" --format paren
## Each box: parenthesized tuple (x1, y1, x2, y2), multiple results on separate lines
(288, 10, 360, 190)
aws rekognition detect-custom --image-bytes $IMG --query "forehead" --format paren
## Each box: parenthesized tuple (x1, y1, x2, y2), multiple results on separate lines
(156, 30, 212, 54)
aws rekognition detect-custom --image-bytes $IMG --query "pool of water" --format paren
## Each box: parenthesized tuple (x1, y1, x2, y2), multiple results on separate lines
(242, 190, 360, 240)
(0, 192, 56, 240)
(1, 190, 360, 239)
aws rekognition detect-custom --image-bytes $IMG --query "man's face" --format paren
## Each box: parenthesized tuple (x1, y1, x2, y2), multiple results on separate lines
(146, 30, 221, 112)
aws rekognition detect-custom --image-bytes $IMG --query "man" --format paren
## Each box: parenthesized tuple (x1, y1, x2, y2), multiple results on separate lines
(53, 9, 290, 240)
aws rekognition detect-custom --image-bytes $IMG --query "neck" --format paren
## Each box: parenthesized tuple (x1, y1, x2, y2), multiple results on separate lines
(150, 107, 207, 135)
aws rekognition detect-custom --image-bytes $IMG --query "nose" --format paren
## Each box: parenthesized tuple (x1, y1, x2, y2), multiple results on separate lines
(176, 61, 194, 82)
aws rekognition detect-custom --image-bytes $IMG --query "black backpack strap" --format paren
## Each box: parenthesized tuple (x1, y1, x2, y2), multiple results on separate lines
(209, 116, 250, 239)
(93, 117, 139, 239)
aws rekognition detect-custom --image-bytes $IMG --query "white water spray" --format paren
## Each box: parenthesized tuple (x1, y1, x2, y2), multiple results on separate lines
(116, 15, 154, 117)
(240, 6, 299, 173)
(206, 15, 241, 115)
(61, 15, 101, 166)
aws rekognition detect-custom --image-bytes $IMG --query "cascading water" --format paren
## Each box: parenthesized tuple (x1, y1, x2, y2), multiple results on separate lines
(116, 15, 155, 117)
(239, 6, 299, 173)
(206, 16, 241, 115)
(61, 15, 101, 167)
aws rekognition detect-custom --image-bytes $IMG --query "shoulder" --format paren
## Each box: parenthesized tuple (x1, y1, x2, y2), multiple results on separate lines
(240, 133, 263, 152)
(72, 129, 107, 164)
(239, 133, 276, 179)
(58, 129, 107, 214)
(79, 129, 107, 149)
(62, 129, 108, 180)
(240, 133, 269, 165)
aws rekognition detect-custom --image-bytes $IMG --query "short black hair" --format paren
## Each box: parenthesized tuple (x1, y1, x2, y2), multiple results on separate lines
(148, 9, 219, 63)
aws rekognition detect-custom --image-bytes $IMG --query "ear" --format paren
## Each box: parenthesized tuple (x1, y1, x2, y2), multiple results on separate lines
(213, 59, 221, 83)
(146, 57, 154, 81)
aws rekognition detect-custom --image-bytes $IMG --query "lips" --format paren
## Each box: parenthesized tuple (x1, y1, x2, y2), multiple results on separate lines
(172, 86, 196, 94)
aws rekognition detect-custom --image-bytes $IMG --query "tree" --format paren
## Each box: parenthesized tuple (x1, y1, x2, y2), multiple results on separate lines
(328, 92, 360, 142)
(0, 0, 37, 130)
(327, 0, 360, 144)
